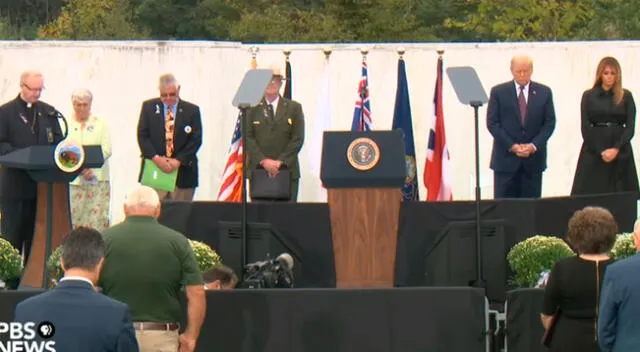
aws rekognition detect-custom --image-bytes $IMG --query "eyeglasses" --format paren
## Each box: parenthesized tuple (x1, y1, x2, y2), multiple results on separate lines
(22, 83, 44, 92)
(161, 92, 177, 98)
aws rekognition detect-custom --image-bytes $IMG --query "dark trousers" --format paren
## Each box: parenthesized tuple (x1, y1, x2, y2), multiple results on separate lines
(1, 199, 37, 263)
(289, 179, 299, 203)
(494, 166, 542, 199)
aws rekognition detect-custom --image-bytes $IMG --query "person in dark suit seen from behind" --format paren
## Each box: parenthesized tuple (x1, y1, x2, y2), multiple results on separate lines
(0, 70, 65, 262)
(487, 55, 556, 199)
(99, 185, 205, 352)
(571, 56, 639, 196)
(246, 65, 305, 202)
(14, 227, 139, 352)
(598, 219, 640, 351)
(137, 73, 202, 201)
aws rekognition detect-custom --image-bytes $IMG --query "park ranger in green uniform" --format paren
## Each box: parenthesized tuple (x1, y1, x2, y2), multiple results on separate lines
(245, 65, 305, 202)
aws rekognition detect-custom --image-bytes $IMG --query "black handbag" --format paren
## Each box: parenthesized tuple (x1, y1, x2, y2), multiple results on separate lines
(250, 168, 291, 201)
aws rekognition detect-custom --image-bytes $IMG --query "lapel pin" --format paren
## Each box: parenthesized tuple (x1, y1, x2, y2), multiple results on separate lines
(184, 125, 192, 134)
(155, 104, 160, 114)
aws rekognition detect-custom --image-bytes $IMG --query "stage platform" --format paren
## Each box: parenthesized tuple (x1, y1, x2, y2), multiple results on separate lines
(0, 287, 490, 352)
(159, 192, 637, 303)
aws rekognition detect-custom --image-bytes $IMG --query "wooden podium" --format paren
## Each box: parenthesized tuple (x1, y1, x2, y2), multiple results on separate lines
(320, 131, 406, 288)
(0, 145, 103, 289)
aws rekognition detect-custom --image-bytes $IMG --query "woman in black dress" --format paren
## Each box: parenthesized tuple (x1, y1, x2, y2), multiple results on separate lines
(571, 56, 639, 196)
(541, 206, 617, 351)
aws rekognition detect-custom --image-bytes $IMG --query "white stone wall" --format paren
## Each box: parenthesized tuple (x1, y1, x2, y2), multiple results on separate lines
(1, 40, 639, 224)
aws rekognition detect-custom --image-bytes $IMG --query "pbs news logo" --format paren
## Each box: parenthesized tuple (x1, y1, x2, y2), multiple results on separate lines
(0, 321, 55, 352)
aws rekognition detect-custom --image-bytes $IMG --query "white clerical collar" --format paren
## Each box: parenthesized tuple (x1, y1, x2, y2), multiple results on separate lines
(59, 276, 94, 287)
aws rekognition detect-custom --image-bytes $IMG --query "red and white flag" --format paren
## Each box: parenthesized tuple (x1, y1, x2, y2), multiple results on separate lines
(424, 56, 453, 201)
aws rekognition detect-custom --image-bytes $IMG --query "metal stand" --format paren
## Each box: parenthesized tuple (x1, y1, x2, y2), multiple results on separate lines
(469, 101, 485, 289)
(230, 67, 274, 268)
(43, 183, 54, 289)
(239, 106, 249, 268)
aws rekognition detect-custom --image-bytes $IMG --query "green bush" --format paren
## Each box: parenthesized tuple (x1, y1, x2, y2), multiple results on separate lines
(610, 233, 636, 260)
(0, 238, 23, 283)
(46, 246, 64, 288)
(507, 235, 575, 288)
(189, 240, 222, 272)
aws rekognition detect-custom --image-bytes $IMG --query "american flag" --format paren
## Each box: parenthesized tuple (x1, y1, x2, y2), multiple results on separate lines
(351, 59, 372, 131)
(424, 56, 453, 201)
(216, 114, 243, 202)
(217, 57, 257, 202)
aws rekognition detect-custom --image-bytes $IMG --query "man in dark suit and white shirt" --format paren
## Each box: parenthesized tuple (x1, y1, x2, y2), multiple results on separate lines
(0, 70, 65, 262)
(598, 220, 640, 351)
(14, 227, 139, 352)
(137, 73, 202, 201)
(486, 55, 556, 199)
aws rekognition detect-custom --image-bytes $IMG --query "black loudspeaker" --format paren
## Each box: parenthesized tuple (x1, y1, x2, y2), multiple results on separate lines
(423, 219, 506, 303)
(217, 221, 303, 286)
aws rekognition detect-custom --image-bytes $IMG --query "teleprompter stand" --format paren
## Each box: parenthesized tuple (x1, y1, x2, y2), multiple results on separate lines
(446, 66, 489, 289)
(231, 69, 275, 268)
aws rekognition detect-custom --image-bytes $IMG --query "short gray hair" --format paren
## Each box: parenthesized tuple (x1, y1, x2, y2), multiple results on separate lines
(71, 88, 93, 103)
(158, 73, 179, 89)
(125, 185, 160, 210)
(20, 69, 43, 84)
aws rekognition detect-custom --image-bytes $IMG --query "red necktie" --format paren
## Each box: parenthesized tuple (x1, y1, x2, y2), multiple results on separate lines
(518, 86, 527, 124)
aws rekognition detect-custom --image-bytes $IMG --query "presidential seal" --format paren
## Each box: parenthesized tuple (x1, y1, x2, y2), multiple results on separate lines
(347, 137, 380, 171)
(54, 139, 85, 173)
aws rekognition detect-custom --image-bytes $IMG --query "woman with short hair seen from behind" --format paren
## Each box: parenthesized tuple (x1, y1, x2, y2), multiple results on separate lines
(68, 88, 112, 232)
(540, 206, 617, 351)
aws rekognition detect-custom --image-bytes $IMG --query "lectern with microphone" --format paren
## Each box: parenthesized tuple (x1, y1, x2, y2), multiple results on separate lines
(320, 130, 405, 287)
(0, 144, 104, 289)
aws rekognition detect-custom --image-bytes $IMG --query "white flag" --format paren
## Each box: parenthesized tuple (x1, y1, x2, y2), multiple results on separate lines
(309, 58, 332, 201)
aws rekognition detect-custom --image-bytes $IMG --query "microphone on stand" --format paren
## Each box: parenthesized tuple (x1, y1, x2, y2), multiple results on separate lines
(46, 108, 69, 140)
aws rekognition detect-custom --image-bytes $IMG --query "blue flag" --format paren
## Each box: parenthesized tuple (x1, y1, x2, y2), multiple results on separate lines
(391, 58, 419, 201)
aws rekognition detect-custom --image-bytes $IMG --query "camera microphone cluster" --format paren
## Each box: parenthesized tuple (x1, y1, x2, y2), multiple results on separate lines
(239, 253, 295, 289)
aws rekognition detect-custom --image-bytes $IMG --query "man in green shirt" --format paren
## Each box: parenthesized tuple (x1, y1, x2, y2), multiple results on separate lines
(99, 185, 205, 352)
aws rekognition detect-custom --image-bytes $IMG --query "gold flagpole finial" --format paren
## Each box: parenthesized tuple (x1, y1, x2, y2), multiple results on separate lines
(360, 47, 369, 56)
(437, 49, 445, 57)
(250, 46, 259, 59)
(322, 47, 332, 59)
(397, 47, 406, 59)
(283, 48, 292, 61)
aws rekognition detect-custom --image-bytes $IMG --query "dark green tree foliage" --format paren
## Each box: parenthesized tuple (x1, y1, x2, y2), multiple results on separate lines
(0, 0, 634, 41)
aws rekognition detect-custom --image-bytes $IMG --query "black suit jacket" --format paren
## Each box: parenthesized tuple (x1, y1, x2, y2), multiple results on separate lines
(14, 280, 139, 352)
(137, 98, 203, 188)
(486, 81, 556, 174)
(0, 95, 65, 200)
